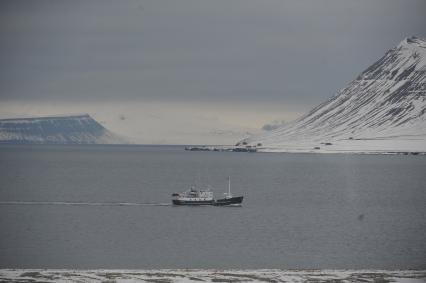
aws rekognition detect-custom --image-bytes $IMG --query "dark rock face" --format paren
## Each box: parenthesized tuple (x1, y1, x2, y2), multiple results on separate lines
(248, 37, 426, 146)
(0, 114, 125, 144)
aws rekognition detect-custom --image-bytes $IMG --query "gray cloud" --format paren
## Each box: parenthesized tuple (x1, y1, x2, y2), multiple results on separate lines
(1, 0, 425, 108)
(262, 119, 287, 131)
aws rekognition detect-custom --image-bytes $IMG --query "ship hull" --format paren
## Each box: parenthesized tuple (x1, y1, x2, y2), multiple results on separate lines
(213, 196, 244, 206)
(172, 196, 243, 206)
(172, 199, 215, 205)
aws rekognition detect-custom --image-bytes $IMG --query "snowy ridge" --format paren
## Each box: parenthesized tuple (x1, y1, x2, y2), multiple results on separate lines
(0, 114, 127, 144)
(245, 36, 426, 153)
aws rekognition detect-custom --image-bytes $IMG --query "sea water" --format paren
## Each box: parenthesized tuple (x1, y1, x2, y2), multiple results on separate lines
(0, 145, 425, 269)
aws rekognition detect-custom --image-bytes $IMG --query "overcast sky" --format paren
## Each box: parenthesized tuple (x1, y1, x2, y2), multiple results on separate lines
(1, 0, 425, 144)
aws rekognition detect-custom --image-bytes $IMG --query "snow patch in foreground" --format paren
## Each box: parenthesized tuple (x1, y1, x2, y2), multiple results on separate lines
(1, 269, 425, 283)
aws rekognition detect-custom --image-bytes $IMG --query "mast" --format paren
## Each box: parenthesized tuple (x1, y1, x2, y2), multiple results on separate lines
(228, 176, 231, 196)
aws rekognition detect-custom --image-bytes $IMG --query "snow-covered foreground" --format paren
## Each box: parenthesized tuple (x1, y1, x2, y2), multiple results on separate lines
(1, 269, 425, 283)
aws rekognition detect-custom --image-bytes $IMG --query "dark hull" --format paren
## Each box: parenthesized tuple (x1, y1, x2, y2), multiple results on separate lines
(172, 196, 243, 206)
(172, 200, 215, 205)
(213, 196, 244, 206)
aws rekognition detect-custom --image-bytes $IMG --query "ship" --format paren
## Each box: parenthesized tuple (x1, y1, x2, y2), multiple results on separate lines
(172, 177, 244, 206)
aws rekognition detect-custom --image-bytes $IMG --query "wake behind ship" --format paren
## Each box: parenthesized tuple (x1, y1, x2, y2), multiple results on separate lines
(172, 177, 243, 206)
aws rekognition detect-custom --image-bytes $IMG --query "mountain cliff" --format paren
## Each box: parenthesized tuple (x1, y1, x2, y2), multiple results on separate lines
(0, 114, 126, 144)
(244, 37, 426, 153)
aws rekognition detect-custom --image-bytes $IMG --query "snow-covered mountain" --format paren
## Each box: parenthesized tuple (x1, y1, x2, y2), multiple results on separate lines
(0, 114, 127, 144)
(244, 36, 426, 153)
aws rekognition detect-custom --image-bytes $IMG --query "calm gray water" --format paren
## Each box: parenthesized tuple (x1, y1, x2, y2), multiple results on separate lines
(0, 145, 425, 269)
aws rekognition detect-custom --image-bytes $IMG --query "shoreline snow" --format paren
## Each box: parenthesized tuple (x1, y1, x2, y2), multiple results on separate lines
(256, 137, 426, 154)
(1, 269, 425, 283)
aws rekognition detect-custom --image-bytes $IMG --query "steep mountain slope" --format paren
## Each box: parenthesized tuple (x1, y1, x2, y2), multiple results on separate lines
(245, 37, 426, 153)
(0, 114, 127, 144)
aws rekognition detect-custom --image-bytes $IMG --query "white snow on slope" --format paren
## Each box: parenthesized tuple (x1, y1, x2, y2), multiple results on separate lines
(0, 114, 127, 144)
(245, 37, 426, 153)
